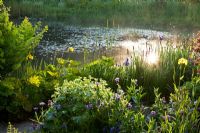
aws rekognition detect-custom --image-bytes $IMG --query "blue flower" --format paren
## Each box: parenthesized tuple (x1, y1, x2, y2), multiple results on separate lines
(54, 104, 62, 111)
(110, 127, 115, 133)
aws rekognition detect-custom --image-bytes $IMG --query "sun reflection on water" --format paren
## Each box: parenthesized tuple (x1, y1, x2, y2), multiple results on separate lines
(146, 53, 159, 65)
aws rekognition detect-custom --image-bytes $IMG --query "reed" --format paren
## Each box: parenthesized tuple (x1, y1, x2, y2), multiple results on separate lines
(81, 45, 192, 103)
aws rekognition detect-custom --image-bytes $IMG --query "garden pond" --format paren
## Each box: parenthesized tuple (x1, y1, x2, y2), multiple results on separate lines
(35, 24, 179, 65)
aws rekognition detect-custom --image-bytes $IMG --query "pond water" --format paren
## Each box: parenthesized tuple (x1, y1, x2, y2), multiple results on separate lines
(35, 24, 178, 65)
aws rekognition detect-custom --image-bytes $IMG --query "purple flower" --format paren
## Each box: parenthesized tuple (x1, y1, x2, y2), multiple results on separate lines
(159, 35, 164, 41)
(150, 111, 156, 117)
(39, 102, 46, 106)
(124, 58, 130, 66)
(115, 77, 120, 83)
(115, 93, 121, 102)
(85, 103, 93, 110)
(127, 103, 132, 109)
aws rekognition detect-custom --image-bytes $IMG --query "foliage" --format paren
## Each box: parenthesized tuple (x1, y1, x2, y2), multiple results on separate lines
(40, 77, 116, 133)
(0, 0, 48, 78)
(182, 77, 200, 100)
(37, 77, 200, 133)
(0, 77, 26, 120)
(0, 53, 81, 120)
(81, 48, 192, 102)
(6, 0, 200, 30)
(0, 0, 48, 120)
(7, 122, 21, 133)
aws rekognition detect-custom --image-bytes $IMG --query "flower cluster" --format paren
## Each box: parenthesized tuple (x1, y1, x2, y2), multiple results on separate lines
(57, 58, 65, 65)
(68, 47, 74, 52)
(178, 58, 188, 66)
(28, 75, 41, 87)
(26, 53, 33, 60)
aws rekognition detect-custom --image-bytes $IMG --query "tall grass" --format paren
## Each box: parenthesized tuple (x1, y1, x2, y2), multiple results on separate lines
(6, 0, 200, 31)
(81, 46, 192, 103)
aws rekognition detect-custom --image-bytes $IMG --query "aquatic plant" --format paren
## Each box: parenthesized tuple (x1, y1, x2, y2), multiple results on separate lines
(81, 46, 192, 102)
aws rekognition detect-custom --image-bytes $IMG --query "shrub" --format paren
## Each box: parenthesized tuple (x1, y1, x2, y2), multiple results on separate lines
(0, 0, 48, 78)
(37, 77, 200, 133)
(0, 77, 27, 120)
(0, 0, 48, 120)
(40, 77, 117, 133)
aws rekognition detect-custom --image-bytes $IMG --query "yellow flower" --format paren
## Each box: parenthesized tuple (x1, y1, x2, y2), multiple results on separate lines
(26, 53, 33, 60)
(28, 75, 41, 87)
(178, 58, 188, 66)
(68, 47, 74, 52)
(57, 58, 65, 65)
(47, 71, 58, 77)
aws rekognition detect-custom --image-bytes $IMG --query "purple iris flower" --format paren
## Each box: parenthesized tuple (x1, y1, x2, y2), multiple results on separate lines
(124, 58, 130, 66)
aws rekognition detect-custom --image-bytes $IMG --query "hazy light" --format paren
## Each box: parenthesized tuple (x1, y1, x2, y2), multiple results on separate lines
(146, 53, 159, 64)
